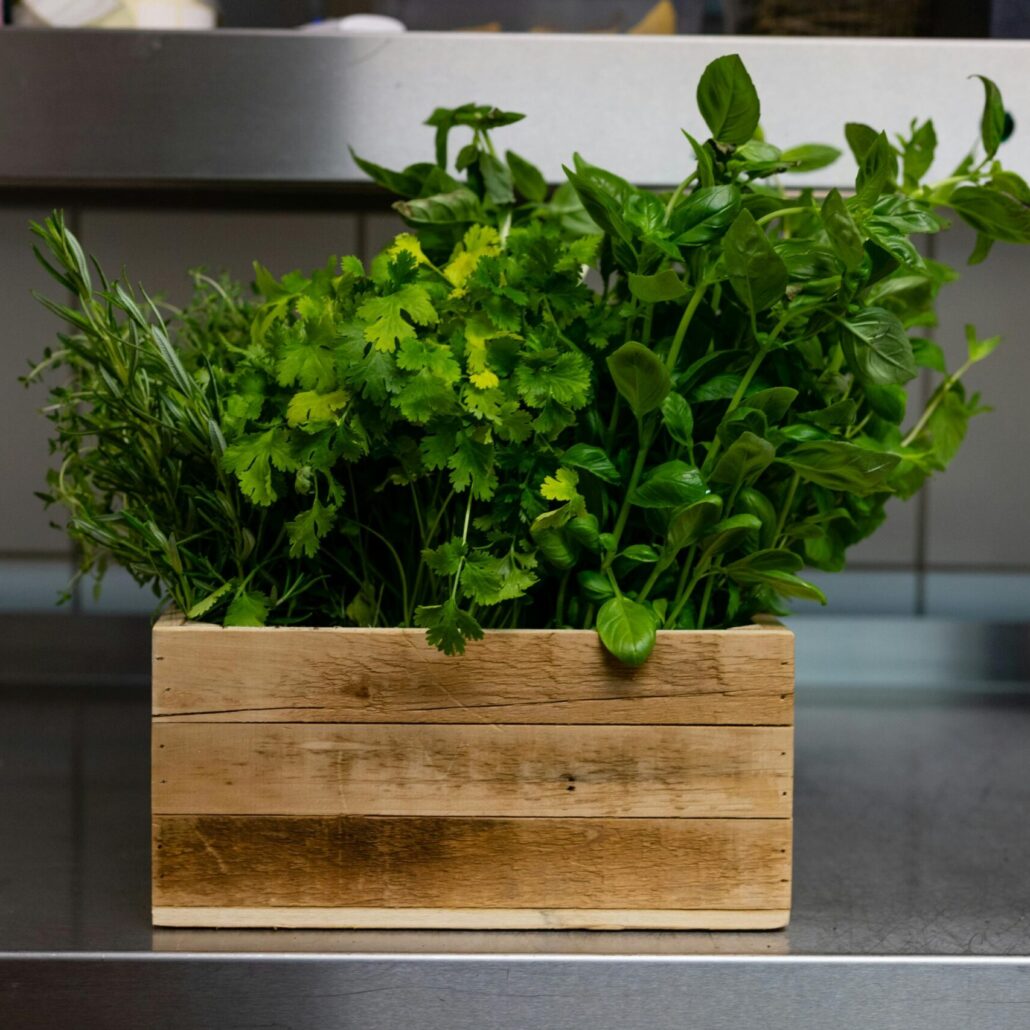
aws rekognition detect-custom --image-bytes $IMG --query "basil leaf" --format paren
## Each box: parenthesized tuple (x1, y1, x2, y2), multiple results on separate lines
(844, 122, 879, 163)
(780, 143, 841, 172)
(700, 514, 763, 559)
(855, 131, 896, 209)
(661, 392, 694, 447)
(781, 441, 900, 495)
(506, 149, 547, 203)
(478, 151, 515, 205)
(837, 308, 917, 386)
(710, 431, 776, 486)
(670, 185, 741, 245)
(631, 461, 707, 509)
(607, 342, 670, 417)
(902, 119, 937, 186)
(722, 210, 788, 314)
(628, 269, 688, 303)
(620, 544, 660, 564)
(578, 570, 615, 603)
(561, 443, 621, 485)
(664, 495, 723, 556)
(597, 596, 658, 667)
(696, 53, 760, 146)
(821, 189, 865, 271)
(394, 187, 482, 225)
(948, 186, 1030, 243)
(973, 74, 1006, 160)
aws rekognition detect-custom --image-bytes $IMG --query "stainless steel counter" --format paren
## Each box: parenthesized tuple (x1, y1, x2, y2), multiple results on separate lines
(2, 679, 1030, 1027)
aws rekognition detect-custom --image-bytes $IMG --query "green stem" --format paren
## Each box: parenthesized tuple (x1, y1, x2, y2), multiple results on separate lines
(901, 359, 973, 447)
(555, 571, 570, 627)
(637, 560, 666, 603)
(696, 573, 716, 629)
(774, 471, 801, 544)
(702, 347, 768, 473)
(663, 171, 699, 222)
(603, 423, 651, 569)
(755, 205, 812, 228)
(668, 561, 708, 628)
(450, 490, 474, 602)
(666, 282, 708, 373)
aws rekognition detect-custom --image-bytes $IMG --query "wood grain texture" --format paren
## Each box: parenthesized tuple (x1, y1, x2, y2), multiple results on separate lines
(152, 723, 793, 818)
(152, 815, 792, 910)
(152, 622, 794, 726)
(151, 906, 791, 930)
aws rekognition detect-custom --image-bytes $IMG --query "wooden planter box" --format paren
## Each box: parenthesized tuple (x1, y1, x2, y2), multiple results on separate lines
(152, 616, 794, 930)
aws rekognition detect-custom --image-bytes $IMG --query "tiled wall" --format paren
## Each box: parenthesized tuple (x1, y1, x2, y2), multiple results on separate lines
(1, 206, 1028, 617)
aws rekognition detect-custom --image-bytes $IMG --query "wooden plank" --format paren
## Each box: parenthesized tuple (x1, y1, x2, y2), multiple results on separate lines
(152, 723, 793, 818)
(151, 906, 791, 930)
(152, 815, 792, 911)
(153, 623, 794, 725)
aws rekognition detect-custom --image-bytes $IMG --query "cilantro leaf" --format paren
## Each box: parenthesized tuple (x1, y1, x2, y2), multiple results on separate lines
(358, 284, 438, 353)
(286, 389, 349, 429)
(224, 590, 271, 627)
(286, 498, 337, 558)
(447, 429, 497, 499)
(422, 537, 468, 576)
(540, 467, 580, 501)
(415, 598, 484, 656)
(275, 320, 339, 392)
(221, 429, 296, 506)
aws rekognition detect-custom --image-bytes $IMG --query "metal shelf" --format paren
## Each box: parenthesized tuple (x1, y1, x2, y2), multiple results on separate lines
(1, 29, 1029, 192)
(2, 680, 1030, 1027)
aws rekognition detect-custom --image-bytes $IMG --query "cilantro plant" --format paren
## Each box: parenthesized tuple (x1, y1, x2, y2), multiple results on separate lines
(27, 56, 1030, 665)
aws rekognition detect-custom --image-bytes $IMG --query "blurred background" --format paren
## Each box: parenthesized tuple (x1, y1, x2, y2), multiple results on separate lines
(1, 1, 1029, 687)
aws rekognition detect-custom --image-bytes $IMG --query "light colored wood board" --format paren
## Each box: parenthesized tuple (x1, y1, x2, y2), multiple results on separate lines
(152, 723, 793, 818)
(152, 623, 794, 725)
(152, 906, 791, 930)
(152, 815, 792, 910)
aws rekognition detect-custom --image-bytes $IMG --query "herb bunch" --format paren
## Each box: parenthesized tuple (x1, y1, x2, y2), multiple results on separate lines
(27, 55, 1030, 665)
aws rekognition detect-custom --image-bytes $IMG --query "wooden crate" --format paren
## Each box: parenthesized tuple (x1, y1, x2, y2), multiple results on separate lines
(152, 616, 794, 930)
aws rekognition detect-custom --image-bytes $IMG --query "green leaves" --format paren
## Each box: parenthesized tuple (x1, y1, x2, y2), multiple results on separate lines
(711, 431, 776, 486)
(27, 57, 1023, 664)
(854, 131, 896, 209)
(821, 189, 865, 271)
(561, 443, 621, 484)
(947, 186, 1030, 244)
(607, 342, 670, 417)
(506, 150, 547, 203)
(627, 269, 687, 303)
(836, 308, 917, 386)
(661, 393, 694, 447)
(780, 144, 841, 172)
(358, 284, 438, 352)
(664, 495, 723, 555)
(630, 461, 706, 509)
(725, 550, 827, 603)
(596, 596, 658, 666)
(781, 441, 900, 495)
(974, 75, 1006, 160)
(394, 187, 482, 226)
(696, 54, 760, 146)
(722, 210, 788, 314)
(224, 590, 271, 627)
(221, 429, 296, 506)
(670, 185, 741, 245)
(424, 103, 524, 169)
(415, 599, 484, 656)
